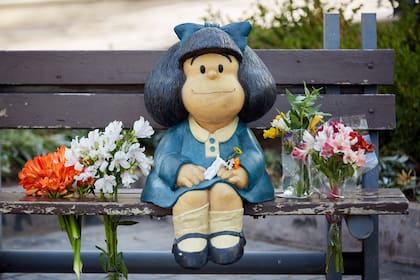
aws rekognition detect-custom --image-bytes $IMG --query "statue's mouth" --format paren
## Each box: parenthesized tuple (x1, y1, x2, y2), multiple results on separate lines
(192, 88, 236, 94)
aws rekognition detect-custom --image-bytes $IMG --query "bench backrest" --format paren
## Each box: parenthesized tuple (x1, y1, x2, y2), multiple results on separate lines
(0, 49, 394, 130)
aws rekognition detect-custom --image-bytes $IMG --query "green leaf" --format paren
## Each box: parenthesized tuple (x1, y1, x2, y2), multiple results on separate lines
(118, 252, 129, 279)
(98, 252, 108, 272)
(96, 245, 107, 254)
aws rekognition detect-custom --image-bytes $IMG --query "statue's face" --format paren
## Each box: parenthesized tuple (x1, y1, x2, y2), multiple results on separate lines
(182, 53, 245, 127)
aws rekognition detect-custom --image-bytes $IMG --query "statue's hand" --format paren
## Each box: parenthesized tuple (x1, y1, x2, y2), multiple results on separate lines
(217, 167, 248, 189)
(176, 164, 206, 188)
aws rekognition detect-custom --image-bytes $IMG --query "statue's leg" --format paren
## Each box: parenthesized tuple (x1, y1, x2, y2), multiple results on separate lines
(172, 190, 209, 269)
(208, 183, 246, 265)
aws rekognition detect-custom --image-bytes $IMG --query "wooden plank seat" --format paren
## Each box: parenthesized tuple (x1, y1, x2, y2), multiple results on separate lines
(0, 188, 409, 217)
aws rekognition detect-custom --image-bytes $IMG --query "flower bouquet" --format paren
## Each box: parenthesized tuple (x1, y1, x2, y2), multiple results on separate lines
(18, 116, 154, 280)
(65, 116, 154, 279)
(291, 119, 375, 273)
(291, 120, 375, 199)
(18, 146, 85, 279)
(263, 84, 328, 197)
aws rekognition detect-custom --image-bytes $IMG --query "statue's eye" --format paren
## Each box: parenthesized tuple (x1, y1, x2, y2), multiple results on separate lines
(218, 64, 224, 73)
(200, 65, 206, 74)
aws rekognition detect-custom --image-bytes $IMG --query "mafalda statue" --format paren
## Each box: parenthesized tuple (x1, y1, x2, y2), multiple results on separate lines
(141, 22, 276, 269)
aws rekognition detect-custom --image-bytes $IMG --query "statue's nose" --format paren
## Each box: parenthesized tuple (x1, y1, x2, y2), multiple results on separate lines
(207, 69, 218, 80)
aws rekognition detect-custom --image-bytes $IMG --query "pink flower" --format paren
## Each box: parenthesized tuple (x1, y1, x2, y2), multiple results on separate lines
(331, 133, 350, 154)
(291, 143, 310, 163)
(349, 149, 366, 167)
(292, 120, 376, 199)
(302, 130, 315, 149)
(320, 141, 335, 158)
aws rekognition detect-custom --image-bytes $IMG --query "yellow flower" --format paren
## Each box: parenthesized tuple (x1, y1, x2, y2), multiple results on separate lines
(233, 146, 243, 155)
(263, 127, 280, 139)
(309, 115, 323, 131)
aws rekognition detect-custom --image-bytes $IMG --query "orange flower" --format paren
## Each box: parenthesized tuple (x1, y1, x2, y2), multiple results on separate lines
(18, 146, 79, 198)
(233, 157, 240, 169)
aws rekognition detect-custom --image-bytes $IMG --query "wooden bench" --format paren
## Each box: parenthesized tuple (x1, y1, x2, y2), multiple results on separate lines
(0, 13, 409, 279)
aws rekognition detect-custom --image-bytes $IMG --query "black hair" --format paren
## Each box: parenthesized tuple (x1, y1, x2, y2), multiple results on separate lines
(177, 27, 243, 66)
(144, 27, 276, 127)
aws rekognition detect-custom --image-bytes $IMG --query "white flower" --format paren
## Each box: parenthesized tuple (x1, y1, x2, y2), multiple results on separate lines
(302, 130, 315, 149)
(64, 146, 80, 168)
(271, 117, 289, 131)
(75, 165, 97, 182)
(226, 158, 234, 170)
(100, 133, 117, 152)
(77, 137, 91, 155)
(99, 139, 115, 157)
(64, 116, 155, 197)
(87, 129, 101, 149)
(74, 161, 85, 172)
(97, 159, 109, 173)
(121, 171, 138, 187)
(313, 128, 329, 152)
(133, 116, 154, 138)
(127, 143, 143, 160)
(135, 152, 154, 176)
(104, 120, 123, 143)
(109, 151, 130, 172)
(94, 174, 116, 194)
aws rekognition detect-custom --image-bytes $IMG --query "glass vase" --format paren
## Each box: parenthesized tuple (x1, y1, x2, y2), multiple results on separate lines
(320, 176, 346, 199)
(280, 134, 313, 198)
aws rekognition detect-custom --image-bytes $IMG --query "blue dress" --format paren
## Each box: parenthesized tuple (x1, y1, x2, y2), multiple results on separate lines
(141, 118, 274, 208)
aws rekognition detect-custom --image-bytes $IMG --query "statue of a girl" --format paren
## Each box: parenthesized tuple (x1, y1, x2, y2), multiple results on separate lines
(141, 22, 276, 269)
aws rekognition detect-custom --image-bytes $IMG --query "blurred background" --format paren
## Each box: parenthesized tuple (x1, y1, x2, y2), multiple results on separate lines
(0, 0, 395, 50)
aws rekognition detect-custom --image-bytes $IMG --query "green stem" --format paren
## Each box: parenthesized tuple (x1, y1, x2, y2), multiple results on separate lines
(297, 160, 305, 196)
(325, 219, 344, 273)
(73, 236, 82, 279)
(58, 215, 82, 280)
(296, 156, 310, 197)
(104, 215, 119, 273)
(100, 190, 127, 278)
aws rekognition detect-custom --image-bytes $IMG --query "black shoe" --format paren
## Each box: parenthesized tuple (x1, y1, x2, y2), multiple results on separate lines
(208, 231, 246, 265)
(172, 232, 208, 269)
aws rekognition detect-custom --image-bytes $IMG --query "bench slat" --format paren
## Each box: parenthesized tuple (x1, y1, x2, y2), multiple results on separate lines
(0, 50, 394, 85)
(0, 93, 395, 130)
(0, 188, 408, 217)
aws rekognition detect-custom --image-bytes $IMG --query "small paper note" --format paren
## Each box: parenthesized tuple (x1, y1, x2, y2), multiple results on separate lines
(204, 155, 227, 180)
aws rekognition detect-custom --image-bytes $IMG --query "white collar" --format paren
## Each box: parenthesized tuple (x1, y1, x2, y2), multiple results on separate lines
(189, 116, 238, 143)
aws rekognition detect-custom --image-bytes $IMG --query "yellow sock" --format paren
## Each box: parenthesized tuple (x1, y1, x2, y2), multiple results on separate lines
(172, 203, 209, 252)
(209, 208, 243, 249)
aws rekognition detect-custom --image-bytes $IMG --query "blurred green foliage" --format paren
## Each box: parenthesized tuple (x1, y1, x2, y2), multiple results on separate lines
(0, 128, 157, 184)
(204, 0, 363, 49)
(376, 2, 420, 168)
(0, 129, 79, 184)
